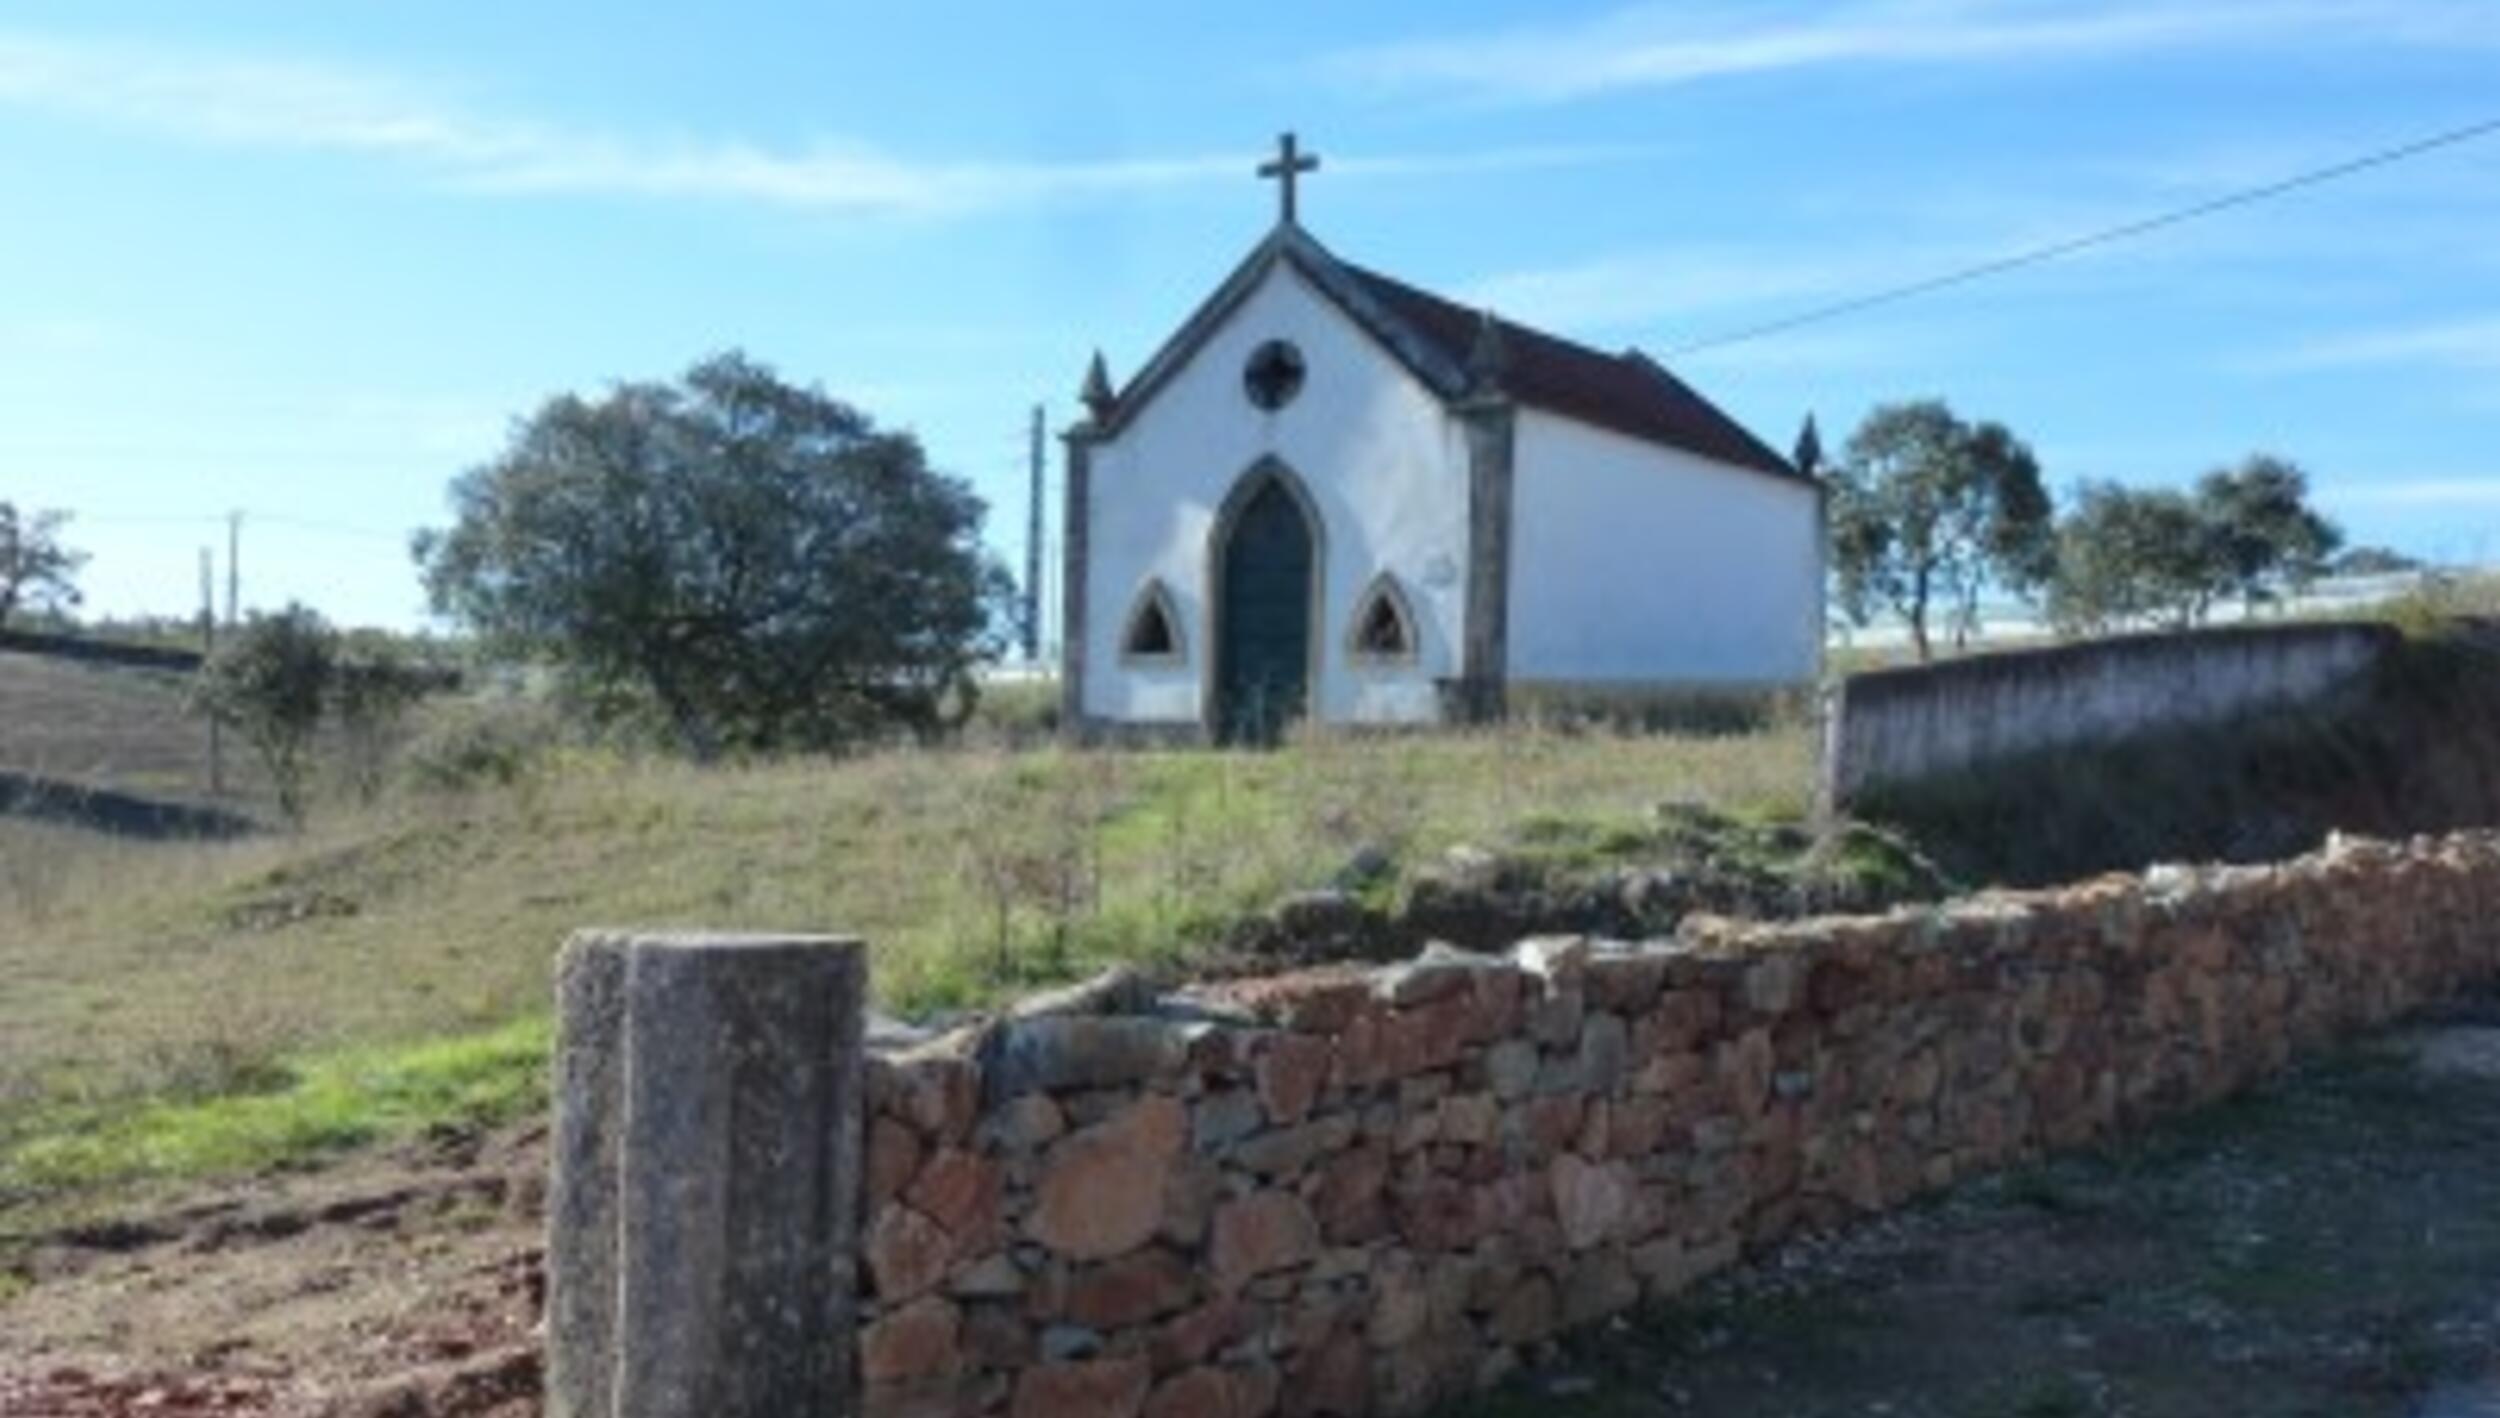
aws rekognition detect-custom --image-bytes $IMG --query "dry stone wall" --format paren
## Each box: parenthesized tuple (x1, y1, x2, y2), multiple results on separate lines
(857, 830, 2500, 1418)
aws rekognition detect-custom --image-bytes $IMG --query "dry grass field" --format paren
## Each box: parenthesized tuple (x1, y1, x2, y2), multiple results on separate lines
(0, 650, 235, 804)
(0, 690, 1812, 1203)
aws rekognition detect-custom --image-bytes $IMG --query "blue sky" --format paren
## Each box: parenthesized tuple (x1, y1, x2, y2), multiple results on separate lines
(2, 0, 2496, 631)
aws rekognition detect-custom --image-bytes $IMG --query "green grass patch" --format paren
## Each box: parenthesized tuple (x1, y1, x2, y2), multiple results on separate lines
(0, 1015, 549, 1203)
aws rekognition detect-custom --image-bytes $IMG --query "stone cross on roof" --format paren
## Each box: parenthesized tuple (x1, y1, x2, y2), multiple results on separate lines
(1257, 131, 1319, 227)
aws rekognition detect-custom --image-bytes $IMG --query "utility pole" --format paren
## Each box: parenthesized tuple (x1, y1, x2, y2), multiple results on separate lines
(1024, 405, 1044, 664)
(200, 547, 224, 796)
(226, 510, 242, 628)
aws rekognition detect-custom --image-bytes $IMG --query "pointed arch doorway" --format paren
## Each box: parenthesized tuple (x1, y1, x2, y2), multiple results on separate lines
(1210, 464, 1321, 745)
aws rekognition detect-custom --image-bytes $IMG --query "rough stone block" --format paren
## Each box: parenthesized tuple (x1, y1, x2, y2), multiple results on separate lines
(1029, 1094, 1187, 1260)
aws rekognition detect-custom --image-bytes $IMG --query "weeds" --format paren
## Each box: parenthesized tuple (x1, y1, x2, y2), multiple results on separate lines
(0, 1016, 550, 1202)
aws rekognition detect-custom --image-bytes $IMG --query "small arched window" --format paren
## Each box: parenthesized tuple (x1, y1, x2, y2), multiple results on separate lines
(1120, 580, 1186, 665)
(1346, 574, 1417, 664)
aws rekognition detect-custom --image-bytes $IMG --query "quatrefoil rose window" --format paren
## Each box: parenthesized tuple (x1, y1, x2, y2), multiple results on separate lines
(1243, 339, 1306, 411)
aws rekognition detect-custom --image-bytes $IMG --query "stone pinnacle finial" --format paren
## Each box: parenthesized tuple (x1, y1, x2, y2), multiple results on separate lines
(1793, 413, 1824, 479)
(1467, 309, 1509, 394)
(1081, 351, 1115, 424)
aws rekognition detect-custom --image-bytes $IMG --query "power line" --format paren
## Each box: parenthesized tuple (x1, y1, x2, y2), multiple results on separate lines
(70, 509, 406, 541)
(1668, 114, 2500, 358)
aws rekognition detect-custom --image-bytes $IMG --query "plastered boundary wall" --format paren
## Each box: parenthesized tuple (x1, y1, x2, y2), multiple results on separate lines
(1823, 621, 2397, 804)
(855, 830, 2500, 1418)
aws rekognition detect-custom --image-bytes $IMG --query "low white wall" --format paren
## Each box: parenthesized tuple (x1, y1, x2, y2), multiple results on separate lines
(1826, 621, 2399, 801)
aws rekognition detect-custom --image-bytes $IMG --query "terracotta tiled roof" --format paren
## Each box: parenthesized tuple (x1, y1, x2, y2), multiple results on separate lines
(1339, 261, 1800, 481)
(1089, 225, 1802, 486)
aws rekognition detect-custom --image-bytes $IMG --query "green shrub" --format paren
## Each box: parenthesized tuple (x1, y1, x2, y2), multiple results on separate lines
(965, 675, 1060, 745)
(401, 698, 563, 793)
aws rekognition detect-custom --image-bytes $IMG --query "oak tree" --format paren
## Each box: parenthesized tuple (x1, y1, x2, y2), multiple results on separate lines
(415, 352, 1010, 757)
(1826, 401, 2054, 660)
(0, 502, 86, 629)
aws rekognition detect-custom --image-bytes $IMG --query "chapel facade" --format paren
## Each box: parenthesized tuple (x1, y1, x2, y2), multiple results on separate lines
(1061, 138, 1824, 743)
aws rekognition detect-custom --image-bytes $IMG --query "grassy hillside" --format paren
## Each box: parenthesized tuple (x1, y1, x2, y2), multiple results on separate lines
(0, 649, 282, 812)
(0, 726, 1811, 1195)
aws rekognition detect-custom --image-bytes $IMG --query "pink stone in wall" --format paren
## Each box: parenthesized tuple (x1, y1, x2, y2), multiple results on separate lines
(1209, 1190, 1321, 1292)
(1283, 1332, 1368, 1418)
(859, 1296, 962, 1384)
(1028, 1094, 1187, 1261)
(1470, 964, 1525, 1039)
(1013, 1355, 1153, 1418)
(1150, 1297, 1246, 1373)
(866, 1204, 952, 1302)
(906, 1148, 1003, 1244)
(1144, 1366, 1240, 1418)
(1523, 1094, 1584, 1158)
(1725, 1027, 1775, 1120)
(1312, 1141, 1391, 1244)
(1391, 1176, 1480, 1253)
(1489, 1275, 1558, 1345)
(895, 1057, 980, 1143)
(867, 1115, 924, 1210)
(1365, 1252, 1430, 1348)
(1256, 1034, 1332, 1125)
(1436, 1092, 1498, 1147)
(1550, 1153, 1629, 1250)
(1063, 1248, 1196, 1329)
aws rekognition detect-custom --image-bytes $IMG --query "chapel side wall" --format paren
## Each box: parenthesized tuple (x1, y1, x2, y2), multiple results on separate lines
(856, 830, 2500, 1418)
(1826, 621, 2398, 803)
(1505, 410, 1822, 691)
(1081, 265, 1471, 730)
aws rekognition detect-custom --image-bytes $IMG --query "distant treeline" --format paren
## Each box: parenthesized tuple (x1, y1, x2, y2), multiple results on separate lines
(0, 625, 466, 692)
(0, 627, 204, 673)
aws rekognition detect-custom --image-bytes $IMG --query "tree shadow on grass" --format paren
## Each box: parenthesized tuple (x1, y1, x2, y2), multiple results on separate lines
(0, 770, 256, 841)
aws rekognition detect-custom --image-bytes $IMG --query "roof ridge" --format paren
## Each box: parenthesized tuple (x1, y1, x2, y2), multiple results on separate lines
(1083, 226, 1802, 484)
(1335, 260, 1661, 374)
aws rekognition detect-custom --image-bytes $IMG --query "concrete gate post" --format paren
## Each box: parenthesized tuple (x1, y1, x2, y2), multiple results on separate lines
(547, 931, 867, 1418)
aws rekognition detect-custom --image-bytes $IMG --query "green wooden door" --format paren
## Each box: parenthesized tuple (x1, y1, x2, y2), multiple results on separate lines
(1217, 480, 1314, 744)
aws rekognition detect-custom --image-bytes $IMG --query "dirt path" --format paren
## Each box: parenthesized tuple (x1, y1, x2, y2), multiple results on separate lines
(9, 1025, 2500, 1417)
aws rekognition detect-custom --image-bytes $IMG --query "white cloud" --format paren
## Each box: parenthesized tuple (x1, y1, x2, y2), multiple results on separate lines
(1327, 0, 2500, 105)
(0, 31, 1625, 216)
(2263, 317, 2500, 374)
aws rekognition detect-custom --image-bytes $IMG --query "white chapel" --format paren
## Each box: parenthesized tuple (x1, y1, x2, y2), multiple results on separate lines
(1061, 135, 1824, 742)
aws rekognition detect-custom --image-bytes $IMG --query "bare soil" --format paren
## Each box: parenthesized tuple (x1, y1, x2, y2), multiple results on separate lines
(9, 1024, 2500, 1418)
(0, 1127, 546, 1417)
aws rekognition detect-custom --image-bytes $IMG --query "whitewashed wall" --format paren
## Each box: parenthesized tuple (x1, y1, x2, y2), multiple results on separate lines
(1082, 265, 1470, 727)
(1508, 410, 1821, 688)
